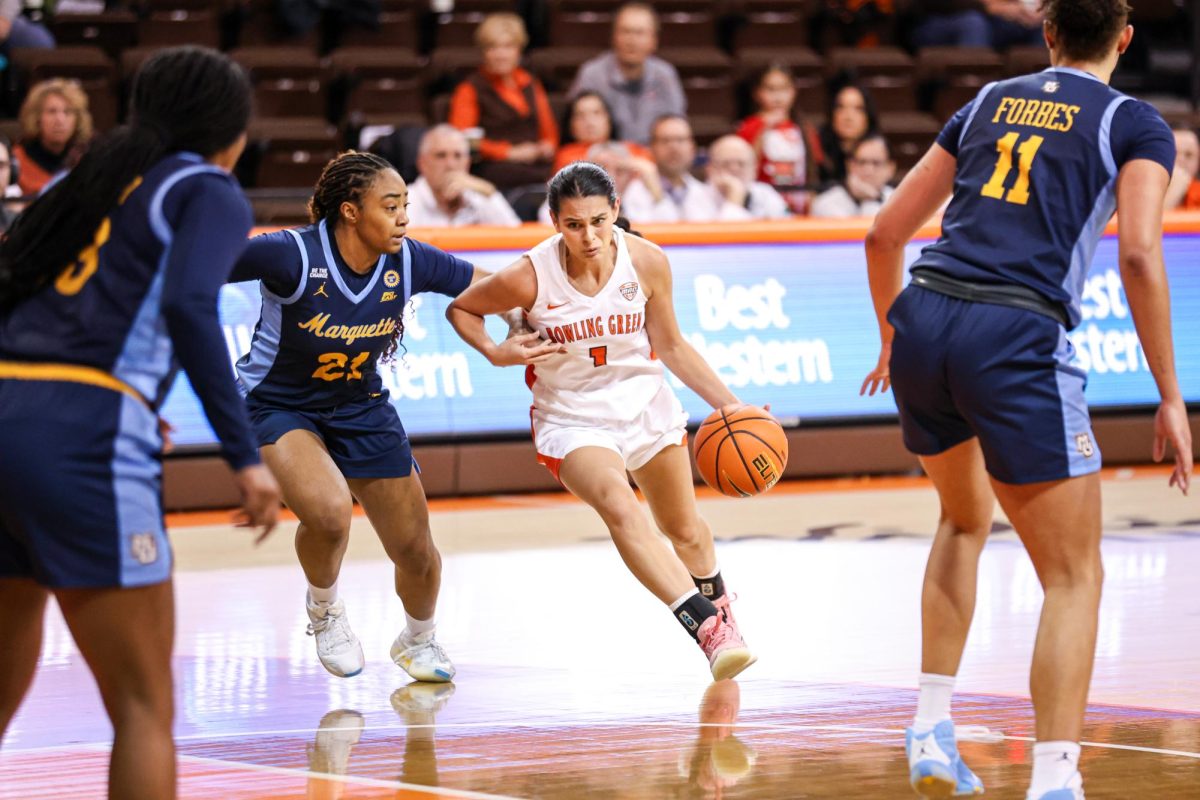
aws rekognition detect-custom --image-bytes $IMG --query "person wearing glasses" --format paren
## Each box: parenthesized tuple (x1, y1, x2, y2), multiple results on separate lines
(810, 134, 895, 218)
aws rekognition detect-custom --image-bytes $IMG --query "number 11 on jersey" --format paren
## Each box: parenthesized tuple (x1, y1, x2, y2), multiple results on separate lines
(981, 131, 1044, 206)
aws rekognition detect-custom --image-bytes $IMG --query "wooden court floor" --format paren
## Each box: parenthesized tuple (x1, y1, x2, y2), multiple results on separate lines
(1, 467, 1198, 798)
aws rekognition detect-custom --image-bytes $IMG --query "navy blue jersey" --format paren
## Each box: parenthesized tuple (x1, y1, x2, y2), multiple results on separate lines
(0, 153, 259, 469)
(232, 221, 474, 408)
(915, 67, 1175, 328)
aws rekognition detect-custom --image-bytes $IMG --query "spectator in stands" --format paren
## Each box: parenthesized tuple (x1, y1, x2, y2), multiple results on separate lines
(707, 135, 790, 219)
(407, 125, 521, 228)
(736, 63, 822, 214)
(621, 115, 756, 223)
(810, 133, 895, 218)
(568, 2, 686, 145)
(449, 12, 557, 190)
(12, 79, 93, 196)
(911, 0, 1042, 49)
(817, 77, 879, 187)
(539, 140, 660, 224)
(0, 0, 54, 57)
(1165, 127, 1200, 211)
(553, 91, 652, 173)
(0, 134, 15, 232)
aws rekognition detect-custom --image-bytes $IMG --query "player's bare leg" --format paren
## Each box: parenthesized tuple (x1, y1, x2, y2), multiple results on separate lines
(918, 438, 995, 677)
(560, 446, 695, 603)
(630, 443, 718, 579)
(561, 446, 753, 680)
(350, 474, 454, 682)
(263, 430, 364, 677)
(57, 581, 176, 800)
(0, 578, 49, 741)
(906, 438, 993, 797)
(993, 472, 1103, 797)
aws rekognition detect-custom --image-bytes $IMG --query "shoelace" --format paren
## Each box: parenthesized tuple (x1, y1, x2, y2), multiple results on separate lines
(307, 606, 354, 650)
(403, 636, 450, 666)
(700, 617, 740, 653)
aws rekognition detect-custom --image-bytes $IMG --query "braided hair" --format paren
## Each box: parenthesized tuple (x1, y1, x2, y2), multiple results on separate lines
(308, 150, 394, 227)
(0, 46, 251, 310)
(308, 150, 411, 361)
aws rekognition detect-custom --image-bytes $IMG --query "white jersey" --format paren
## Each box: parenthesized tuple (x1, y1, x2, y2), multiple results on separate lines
(525, 227, 668, 422)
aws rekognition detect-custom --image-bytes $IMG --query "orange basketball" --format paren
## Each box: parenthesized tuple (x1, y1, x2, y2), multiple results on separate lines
(693, 404, 788, 498)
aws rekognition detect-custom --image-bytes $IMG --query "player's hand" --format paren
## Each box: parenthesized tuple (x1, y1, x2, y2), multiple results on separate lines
(490, 331, 565, 366)
(859, 345, 891, 396)
(158, 417, 176, 454)
(232, 464, 282, 543)
(1153, 397, 1192, 495)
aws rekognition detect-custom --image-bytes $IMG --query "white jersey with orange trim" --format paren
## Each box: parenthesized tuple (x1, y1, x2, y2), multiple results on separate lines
(525, 228, 668, 422)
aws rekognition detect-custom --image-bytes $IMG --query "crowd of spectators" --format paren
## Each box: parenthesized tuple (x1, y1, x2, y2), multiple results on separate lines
(0, 0, 1194, 229)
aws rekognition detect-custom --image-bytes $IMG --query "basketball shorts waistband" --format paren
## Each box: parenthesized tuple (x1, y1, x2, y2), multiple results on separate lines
(0, 360, 150, 408)
(910, 268, 1069, 327)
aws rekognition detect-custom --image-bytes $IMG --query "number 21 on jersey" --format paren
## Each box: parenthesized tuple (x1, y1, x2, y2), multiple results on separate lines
(981, 131, 1044, 206)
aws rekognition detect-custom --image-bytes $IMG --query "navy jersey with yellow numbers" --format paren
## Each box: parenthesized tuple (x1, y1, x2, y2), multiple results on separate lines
(0, 152, 260, 469)
(232, 220, 474, 409)
(914, 67, 1175, 328)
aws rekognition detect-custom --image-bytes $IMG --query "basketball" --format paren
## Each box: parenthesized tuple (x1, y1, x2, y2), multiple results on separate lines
(693, 404, 788, 498)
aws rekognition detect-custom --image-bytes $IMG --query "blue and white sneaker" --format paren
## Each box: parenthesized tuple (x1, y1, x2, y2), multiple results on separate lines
(906, 720, 984, 797)
(1027, 771, 1084, 800)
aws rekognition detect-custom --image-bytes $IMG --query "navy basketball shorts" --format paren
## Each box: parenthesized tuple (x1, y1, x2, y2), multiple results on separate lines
(0, 379, 171, 588)
(247, 393, 417, 479)
(887, 285, 1100, 485)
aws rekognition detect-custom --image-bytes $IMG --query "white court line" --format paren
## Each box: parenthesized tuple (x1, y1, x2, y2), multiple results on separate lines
(177, 753, 521, 799)
(6, 719, 1200, 762)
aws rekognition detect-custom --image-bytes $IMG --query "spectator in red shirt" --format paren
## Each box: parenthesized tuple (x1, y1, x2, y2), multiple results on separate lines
(736, 63, 823, 214)
(449, 12, 558, 190)
(553, 91, 652, 173)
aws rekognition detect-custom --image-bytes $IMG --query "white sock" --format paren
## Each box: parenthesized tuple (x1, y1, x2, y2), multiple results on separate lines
(669, 587, 700, 611)
(1029, 741, 1080, 796)
(404, 612, 436, 639)
(912, 672, 956, 733)
(308, 581, 338, 606)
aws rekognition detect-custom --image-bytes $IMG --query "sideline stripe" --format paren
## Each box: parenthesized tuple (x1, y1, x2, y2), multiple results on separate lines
(7, 719, 1199, 762)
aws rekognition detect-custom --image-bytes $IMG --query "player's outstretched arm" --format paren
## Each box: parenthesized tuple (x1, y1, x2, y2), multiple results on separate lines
(860, 143, 956, 396)
(1116, 158, 1193, 493)
(633, 238, 740, 410)
(446, 257, 564, 366)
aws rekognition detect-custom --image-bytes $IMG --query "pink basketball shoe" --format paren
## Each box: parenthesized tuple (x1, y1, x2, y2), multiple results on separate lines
(697, 613, 756, 681)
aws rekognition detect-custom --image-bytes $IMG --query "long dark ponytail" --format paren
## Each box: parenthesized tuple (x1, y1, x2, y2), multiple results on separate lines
(0, 45, 251, 310)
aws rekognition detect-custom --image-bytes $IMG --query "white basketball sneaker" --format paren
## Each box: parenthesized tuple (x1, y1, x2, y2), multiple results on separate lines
(390, 628, 456, 682)
(306, 596, 365, 678)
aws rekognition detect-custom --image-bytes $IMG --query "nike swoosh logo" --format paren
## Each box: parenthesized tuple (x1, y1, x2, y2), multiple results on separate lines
(546, 302, 569, 310)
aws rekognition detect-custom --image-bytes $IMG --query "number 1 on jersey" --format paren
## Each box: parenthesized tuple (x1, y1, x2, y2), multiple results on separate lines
(589, 346, 608, 367)
(981, 131, 1044, 206)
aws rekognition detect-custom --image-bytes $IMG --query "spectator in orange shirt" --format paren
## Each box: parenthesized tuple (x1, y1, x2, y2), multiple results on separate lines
(735, 63, 823, 214)
(449, 12, 558, 191)
(553, 91, 652, 173)
(1165, 127, 1200, 211)
(11, 79, 93, 196)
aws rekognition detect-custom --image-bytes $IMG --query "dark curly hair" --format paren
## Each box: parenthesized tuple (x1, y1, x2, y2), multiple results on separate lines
(1041, 0, 1130, 63)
